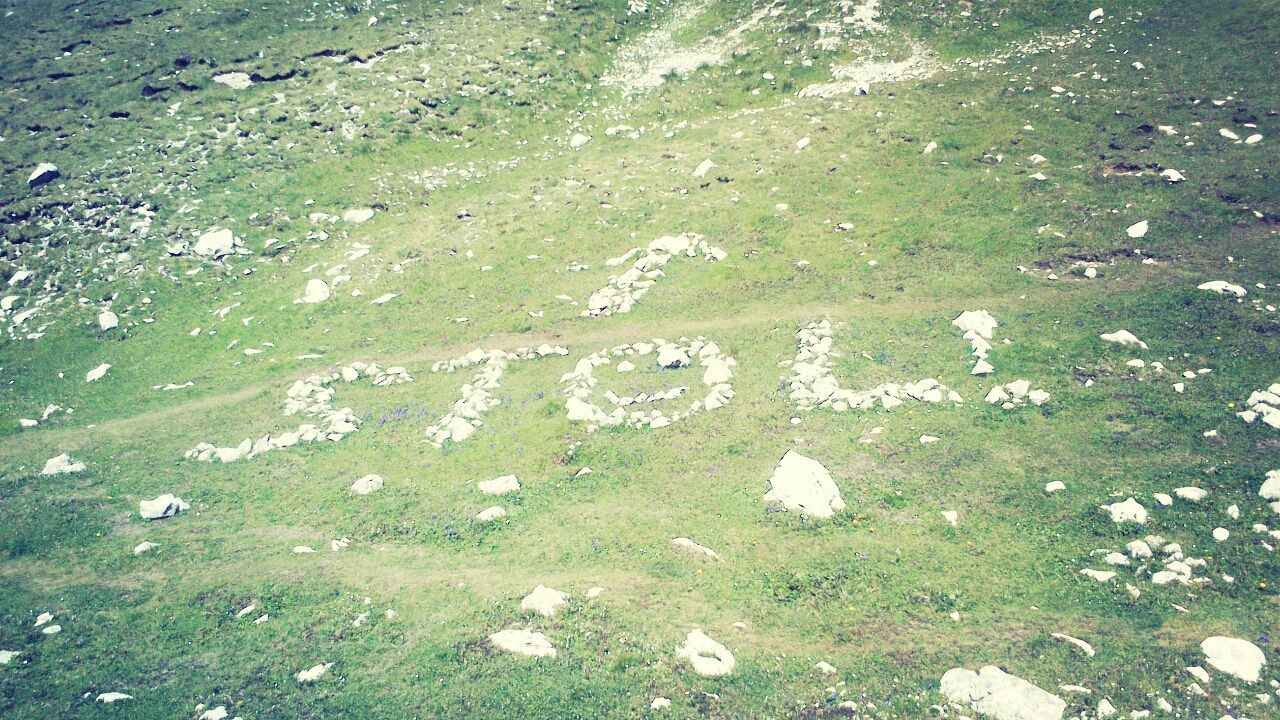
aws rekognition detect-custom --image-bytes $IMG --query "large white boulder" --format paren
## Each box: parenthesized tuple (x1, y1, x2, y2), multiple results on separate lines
(28, 162, 60, 188)
(478, 474, 520, 495)
(350, 474, 383, 495)
(939, 665, 1065, 720)
(98, 310, 119, 331)
(676, 630, 735, 676)
(1201, 636, 1266, 682)
(298, 278, 331, 304)
(764, 450, 846, 518)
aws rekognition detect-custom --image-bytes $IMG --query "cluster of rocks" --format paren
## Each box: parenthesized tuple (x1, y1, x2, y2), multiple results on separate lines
(186, 361, 411, 463)
(1237, 383, 1280, 429)
(952, 310, 999, 375)
(560, 337, 735, 431)
(984, 380, 1050, 408)
(784, 319, 962, 411)
(424, 344, 568, 446)
(582, 234, 726, 317)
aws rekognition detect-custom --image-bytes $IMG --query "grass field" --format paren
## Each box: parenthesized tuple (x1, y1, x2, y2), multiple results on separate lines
(1, 1, 1278, 718)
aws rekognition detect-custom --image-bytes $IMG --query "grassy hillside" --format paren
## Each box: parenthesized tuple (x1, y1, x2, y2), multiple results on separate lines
(1, 1, 1278, 718)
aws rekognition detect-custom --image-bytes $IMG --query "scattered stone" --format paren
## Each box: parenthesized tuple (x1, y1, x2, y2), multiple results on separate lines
(1101, 497, 1147, 524)
(764, 450, 846, 518)
(671, 537, 721, 561)
(489, 628, 556, 658)
(675, 630, 735, 676)
(98, 310, 119, 331)
(86, 363, 111, 382)
(297, 278, 331, 304)
(96, 693, 132, 703)
(569, 133, 591, 149)
(350, 474, 384, 495)
(1051, 633, 1096, 657)
(193, 228, 238, 258)
(138, 493, 188, 520)
(479, 474, 521, 496)
(0, 650, 19, 665)
(476, 506, 507, 522)
(1126, 220, 1149, 239)
(650, 697, 671, 710)
(1201, 636, 1266, 682)
(940, 665, 1065, 720)
(295, 662, 333, 683)
(520, 585, 569, 617)
(342, 208, 374, 224)
(1045, 481, 1066, 494)
(40, 453, 85, 475)
(212, 72, 253, 90)
(1100, 330, 1147, 349)
(27, 162, 60, 188)
(133, 541, 157, 555)
(693, 159, 716, 178)
(1198, 281, 1247, 297)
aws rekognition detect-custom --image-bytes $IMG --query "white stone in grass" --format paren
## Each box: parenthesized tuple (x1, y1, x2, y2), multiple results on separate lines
(213, 72, 252, 90)
(1219, 128, 1240, 141)
(920, 435, 940, 444)
(1161, 168, 1186, 182)
(0, 650, 19, 664)
(194, 227, 236, 258)
(98, 310, 119, 331)
(295, 662, 333, 683)
(676, 630, 735, 676)
(34, 612, 53, 627)
(139, 494, 188, 520)
(1051, 633, 1096, 657)
(1152, 492, 1172, 506)
(942, 510, 959, 527)
(28, 162, 59, 187)
(1045, 481, 1066, 494)
(478, 474, 520, 496)
(1088, 8, 1104, 22)
(1260, 470, 1280, 502)
(1100, 330, 1147, 349)
(199, 707, 230, 720)
(953, 310, 999, 339)
(923, 141, 938, 155)
(86, 363, 111, 382)
(476, 506, 506, 522)
(692, 159, 716, 178)
(671, 537, 721, 560)
(42, 625, 61, 635)
(1201, 636, 1266, 682)
(96, 693, 132, 703)
(815, 661, 838, 675)
(1080, 569, 1116, 582)
(297, 278, 330, 304)
(939, 665, 1066, 720)
(1101, 497, 1147, 524)
(764, 450, 846, 518)
(1245, 133, 1263, 145)
(41, 453, 85, 475)
(350, 474, 383, 495)
(342, 208, 374, 224)
(1174, 486, 1208, 502)
(1198, 281, 1247, 297)
(520, 585, 569, 617)
(133, 541, 157, 555)
(371, 293, 397, 305)
(651, 697, 672, 710)
(569, 133, 591, 149)
(489, 628, 556, 658)
(1126, 220, 1149, 238)
(1213, 527, 1229, 542)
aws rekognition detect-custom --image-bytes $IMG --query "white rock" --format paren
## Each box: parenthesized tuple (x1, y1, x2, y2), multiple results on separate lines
(1213, 527, 1229, 542)
(520, 585, 569, 617)
(86, 363, 111, 382)
(1201, 636, 1266, 682)
(1051, 632, 1096, 657)
(1100, 330, 1147, 349)
(764, 450, 846, 518)
(1126, 220, 1149, 238)
(98, 310, 119, 331)
(479, 474, 521, 496)
(676, 630, 735, 676)
(295, 662, 333, 683)
(650, 697, 671, 710)
(342, 208, 374, 224)
(1174, 486, 1208, 502)
(569, 133, 591, 149)
(350, 474, 384, 495)
(476, 506, 507, 522)
(692, 159, 716, 178)
(213, 72, 253, 90)
(194, 228, 236, 258)
(0, 650, 19, 665)
(1102, 497, 1147, 524)
(815, 661, 838, 676)
(96, 693, 132, 703)
(1045, 481, 1066, 494)
(952, 310, 999, 338)
(942, 510, 960, 527)
(40, 453, 85, 475)
(489, 628, 556, 658)
(940, 665, 1066, 720)
(671, 537, 720, 560)
(1089, 8, 1104, 22)
(138, 493, 189, 520)
(298, 278, 331, 304)
(371, 293, 397, 305)
(1198, 281, 1247, 297)
(28, 162, 59, 187)
(133, 541, 158, 555)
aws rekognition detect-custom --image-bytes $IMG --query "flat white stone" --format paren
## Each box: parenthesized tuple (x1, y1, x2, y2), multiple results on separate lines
(476, 506, 507, 522)
(940, 665, 1066, 720)
(952, 310, 999, 339)
(478, 474, 520, 495)
(342, 208, 374, 224)
(96, 693, 133, 703)
(295, 662, 333, 682)
(1198, 280, 1247, 297)
(489, 628, 556, 657)
(1051, 633, 1096, 657)
(1201, 636, 1266, 682)
(298, 278, 330, 304)
(569, 133, 591, 149)
(1100, 330, 1147, 349)
(41, 453, 85, 475)
(1126, 220, 1149, 238)
(350, 474, 383, 495)
(520, 585, 569, 616)
(139, 493, 189, 520)
(764, 450, 846, 518)
(1045, 481, 1066, 494)
(676, 630, 735, 676)
(133, 541, 158, 555)
(98, 310, 119, 330)
(692, 159, 716, 178)
(194, 227, 236, 258)
(1101, 497, 1147, 524)
(86, 363, 111, 382)
(671, 537, 720, 560)
(0, 650, 19, 665)
(213, 72, 253, 90)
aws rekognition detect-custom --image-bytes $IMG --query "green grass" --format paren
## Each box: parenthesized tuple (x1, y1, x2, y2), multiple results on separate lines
(2, 0, 1279, 718)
